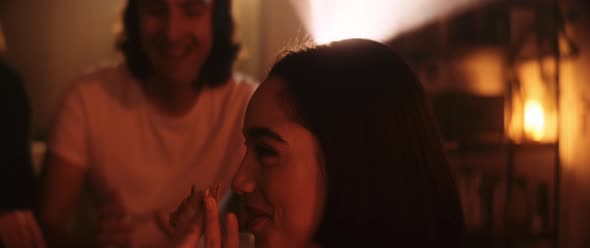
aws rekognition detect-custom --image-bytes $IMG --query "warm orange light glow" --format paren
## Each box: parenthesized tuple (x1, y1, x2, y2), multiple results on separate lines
(524, 100, 546, 141)
(289, 0, 491, 44)
(507, 60, 558, 144)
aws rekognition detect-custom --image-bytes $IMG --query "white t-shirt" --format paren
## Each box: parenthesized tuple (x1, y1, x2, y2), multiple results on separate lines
(48, 64, 257, 247)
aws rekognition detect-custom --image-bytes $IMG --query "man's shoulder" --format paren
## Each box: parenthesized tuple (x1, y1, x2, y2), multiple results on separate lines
(73, 63, 132, 92)
(231, 73, 258, 89)
(212, 73, 258, 100)
(61, 63, 140, 111)
(200, 73, 258, 122)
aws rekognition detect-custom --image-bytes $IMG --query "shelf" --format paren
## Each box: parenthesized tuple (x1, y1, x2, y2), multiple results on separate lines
(511, 143, 557, 151)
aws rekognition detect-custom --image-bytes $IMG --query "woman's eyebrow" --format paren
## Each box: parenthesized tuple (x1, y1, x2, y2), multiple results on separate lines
(246, 127, 286, 143)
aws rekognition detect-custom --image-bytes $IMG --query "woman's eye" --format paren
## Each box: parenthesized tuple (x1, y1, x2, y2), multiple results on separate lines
(254, 143, 278, 158)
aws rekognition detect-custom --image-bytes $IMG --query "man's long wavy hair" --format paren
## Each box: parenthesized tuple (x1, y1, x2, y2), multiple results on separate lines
(116, 0, 240, 88)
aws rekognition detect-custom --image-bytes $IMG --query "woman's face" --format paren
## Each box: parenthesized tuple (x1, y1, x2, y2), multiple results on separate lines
(137, 0, 213, 84)
(232, 77, 326, 248)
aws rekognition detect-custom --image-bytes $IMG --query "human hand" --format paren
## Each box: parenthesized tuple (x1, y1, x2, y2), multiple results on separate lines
(0, 210, 46, 248)
(97, 189, 136, 248)
(169, 186, 204, 232)
(173, 190, 239, 248)
(156, 210, 175, 238)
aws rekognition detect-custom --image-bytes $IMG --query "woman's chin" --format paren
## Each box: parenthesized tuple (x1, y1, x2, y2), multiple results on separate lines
(248, 216, 271, 235)
(252, 236, 272, 248)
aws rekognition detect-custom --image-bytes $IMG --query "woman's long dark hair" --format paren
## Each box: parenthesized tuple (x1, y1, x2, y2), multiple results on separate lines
(117, 0, 240, 87)
(268, 39, 464, 247)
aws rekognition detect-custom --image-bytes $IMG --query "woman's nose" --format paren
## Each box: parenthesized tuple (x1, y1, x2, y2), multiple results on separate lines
(232, 153, 256, 194)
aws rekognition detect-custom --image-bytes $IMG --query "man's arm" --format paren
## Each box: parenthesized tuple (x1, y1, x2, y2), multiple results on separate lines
(37, 153, 85, 247)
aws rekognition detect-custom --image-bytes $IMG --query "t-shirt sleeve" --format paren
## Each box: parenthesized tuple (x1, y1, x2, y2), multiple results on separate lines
(47, 83, 89, 169)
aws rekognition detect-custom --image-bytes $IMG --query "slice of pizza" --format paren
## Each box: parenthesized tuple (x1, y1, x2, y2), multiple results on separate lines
(169, 184, 220, 229)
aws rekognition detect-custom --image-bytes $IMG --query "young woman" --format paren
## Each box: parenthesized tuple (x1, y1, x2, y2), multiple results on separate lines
(177, 38, 464, 247)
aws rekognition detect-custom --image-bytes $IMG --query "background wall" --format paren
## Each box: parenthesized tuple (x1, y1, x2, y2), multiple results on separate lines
(559, 1, 590, 246)
(1, 0, 121, 139)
